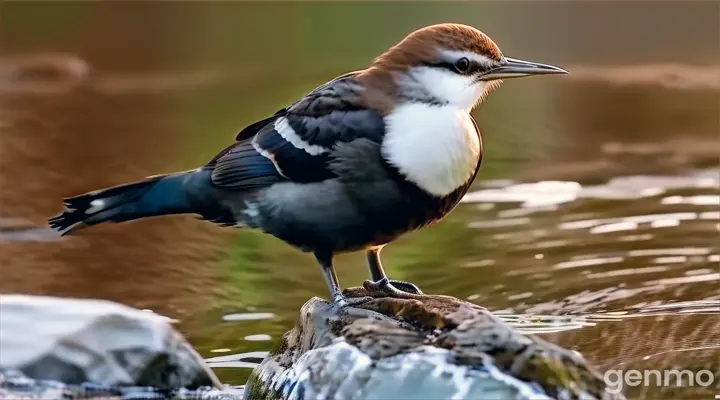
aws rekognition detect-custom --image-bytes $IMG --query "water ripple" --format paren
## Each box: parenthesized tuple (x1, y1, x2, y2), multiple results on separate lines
(205, 351, 269, 369)
(222, 312, 275, 322)
(464, 169, 720, 208)
(0, 218, 62, 243)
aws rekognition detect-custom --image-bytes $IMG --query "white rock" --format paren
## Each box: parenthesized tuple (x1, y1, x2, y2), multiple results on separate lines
(0, 295, 220, 389)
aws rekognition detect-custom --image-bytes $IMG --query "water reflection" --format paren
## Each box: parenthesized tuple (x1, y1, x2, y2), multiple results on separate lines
(464, 170, 720, 207)
(210, 348, 232, 354)
(0, 218, 60, 242)
(0, 53, 90, 95)
(222, 313, 275, 322)
(496, 314, 597, 334)
(244, 334, 271, 342)
(205, 351, 269, 370)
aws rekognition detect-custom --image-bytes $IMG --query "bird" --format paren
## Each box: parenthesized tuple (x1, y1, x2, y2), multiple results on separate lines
(48, 23, 567, 307)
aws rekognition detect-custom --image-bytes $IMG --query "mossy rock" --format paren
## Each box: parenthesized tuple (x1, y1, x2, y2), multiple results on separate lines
(244, 285, 622, 400)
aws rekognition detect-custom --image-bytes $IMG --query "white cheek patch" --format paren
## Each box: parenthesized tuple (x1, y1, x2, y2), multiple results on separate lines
(382, 103, 481, 197)
(408, 67, 488, 111)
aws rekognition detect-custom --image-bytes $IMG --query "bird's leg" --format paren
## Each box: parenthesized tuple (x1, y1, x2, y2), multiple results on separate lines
(365, 247, 424, 296)
(314, 251, 347, 307)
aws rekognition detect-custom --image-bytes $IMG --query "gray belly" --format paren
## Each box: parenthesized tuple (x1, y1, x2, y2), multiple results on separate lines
(251, 180, 407, 253)
(247, 176, 469, 254)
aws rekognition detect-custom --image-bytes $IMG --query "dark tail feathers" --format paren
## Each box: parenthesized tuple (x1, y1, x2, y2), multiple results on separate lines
(48, 173, 194, 235)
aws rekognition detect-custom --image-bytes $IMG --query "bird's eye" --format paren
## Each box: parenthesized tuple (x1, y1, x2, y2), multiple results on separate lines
(454, 57, 471, 74)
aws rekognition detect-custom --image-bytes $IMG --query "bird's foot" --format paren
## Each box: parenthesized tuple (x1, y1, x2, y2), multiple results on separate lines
(332, 293, 349, 308)
(388, 279, 424, 295)
(329, 293, 373, 312)
(363, 277, 425, 299)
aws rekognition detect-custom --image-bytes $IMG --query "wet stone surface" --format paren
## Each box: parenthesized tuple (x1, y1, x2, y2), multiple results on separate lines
(0, 295, 220, 390)
(245, 285, 622, 400)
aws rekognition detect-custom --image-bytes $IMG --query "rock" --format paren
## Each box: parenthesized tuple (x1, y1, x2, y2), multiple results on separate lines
(245, 285, 623, 400)
(0, 370, 245, 400)
(0, 295, 221, 390)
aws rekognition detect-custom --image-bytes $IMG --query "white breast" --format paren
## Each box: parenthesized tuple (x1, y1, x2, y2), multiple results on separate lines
(382, 103, 481, 197)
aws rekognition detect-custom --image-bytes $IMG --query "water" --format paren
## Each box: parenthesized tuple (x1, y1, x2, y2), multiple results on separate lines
(0, 2, 718, 399)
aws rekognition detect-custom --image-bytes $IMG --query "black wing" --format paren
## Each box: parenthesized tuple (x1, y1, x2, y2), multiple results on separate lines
(208, 71, 386, 189)
(234, 71, 364, 142)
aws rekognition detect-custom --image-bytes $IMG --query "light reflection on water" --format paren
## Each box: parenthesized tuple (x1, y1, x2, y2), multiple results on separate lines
(464, 170, 719, 208)
(222, 312, 275, 322)
(445, 163, 719, 400)
(205, 351, 269, 370)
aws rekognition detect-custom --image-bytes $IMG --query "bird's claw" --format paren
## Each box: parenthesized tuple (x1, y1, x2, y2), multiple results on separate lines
(329, 293, 373, 312)
(332, 294, 349, 309)
(387, 279, 424, 295)
(364, 277, 425, 298)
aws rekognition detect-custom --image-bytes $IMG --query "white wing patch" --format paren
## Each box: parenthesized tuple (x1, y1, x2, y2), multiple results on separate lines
(251, 140, 288, 178)
(274, 117, 328, 156)
(382, 104, 481, 197)
(85, 199, 105, 214)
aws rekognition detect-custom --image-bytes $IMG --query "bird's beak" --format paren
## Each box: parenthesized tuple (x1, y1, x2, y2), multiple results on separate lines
(479, 57, 568, 81)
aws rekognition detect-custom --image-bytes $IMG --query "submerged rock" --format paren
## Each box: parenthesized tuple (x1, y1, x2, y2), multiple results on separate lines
(0, 295, 221, 390)
(245, 285, 622, 400)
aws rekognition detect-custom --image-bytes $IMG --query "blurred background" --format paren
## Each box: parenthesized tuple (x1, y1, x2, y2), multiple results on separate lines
(0, 2, 718, 398)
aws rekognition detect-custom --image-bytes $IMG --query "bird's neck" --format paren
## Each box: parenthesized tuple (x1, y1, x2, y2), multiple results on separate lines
(357, 66, 447, 106)
(381, 103, 482, 198)
(355, 67, 399, 114)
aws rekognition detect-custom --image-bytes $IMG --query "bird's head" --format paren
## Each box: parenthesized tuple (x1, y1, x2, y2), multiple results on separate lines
(365, 23, 567, 111)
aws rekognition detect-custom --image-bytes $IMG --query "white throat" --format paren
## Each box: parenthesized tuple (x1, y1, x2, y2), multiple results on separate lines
(402, 66, 493, 111)
(382, 103, 481, 197)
